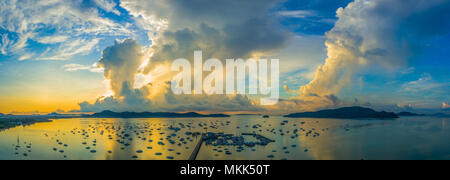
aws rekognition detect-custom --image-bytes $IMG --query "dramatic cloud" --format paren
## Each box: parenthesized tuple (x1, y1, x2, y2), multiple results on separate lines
(120, 0, 292, 75)
(120, 0, 288, 61)
(79, 39, 263, 113)
(273, 94, 342, 113)
(98, 39, 147, 96)
(77, 0, 450, 113)
(0, 0, 132, 60)
(120, 0, 284, 30)
(162, 88, 263, 112)
(80, 39, 153, 112)
(283, 0, 450, 112)
(144, 20, 289, 73)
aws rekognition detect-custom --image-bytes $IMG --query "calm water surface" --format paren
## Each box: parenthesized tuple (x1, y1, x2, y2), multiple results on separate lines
(1, 116, 449, 160)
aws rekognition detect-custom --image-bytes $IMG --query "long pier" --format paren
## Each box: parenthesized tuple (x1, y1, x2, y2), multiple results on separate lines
(189, 134, 205, 160)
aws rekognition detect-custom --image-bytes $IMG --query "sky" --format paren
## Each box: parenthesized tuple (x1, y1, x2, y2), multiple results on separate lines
(0, 0, 449, 114)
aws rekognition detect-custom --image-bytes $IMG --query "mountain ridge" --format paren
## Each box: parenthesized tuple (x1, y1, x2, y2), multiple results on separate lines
(284, 106, 399, 119)
(88, 110, 230, 118)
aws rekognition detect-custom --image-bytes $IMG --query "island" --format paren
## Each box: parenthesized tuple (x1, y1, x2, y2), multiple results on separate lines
(88, 110, 230, 118)
(396, 112, 425, 116)
(284, 106, 399, 119)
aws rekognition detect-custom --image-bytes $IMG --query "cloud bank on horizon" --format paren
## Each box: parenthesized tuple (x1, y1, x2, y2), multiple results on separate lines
(0, 0, 449, 114)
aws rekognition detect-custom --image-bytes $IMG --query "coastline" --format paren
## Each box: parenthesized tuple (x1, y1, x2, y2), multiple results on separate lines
(0, 111, 231, 131)
(1, 108, 446, 132)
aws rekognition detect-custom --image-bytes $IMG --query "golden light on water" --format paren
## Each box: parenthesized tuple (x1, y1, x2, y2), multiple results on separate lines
(1, 116, 450, 160)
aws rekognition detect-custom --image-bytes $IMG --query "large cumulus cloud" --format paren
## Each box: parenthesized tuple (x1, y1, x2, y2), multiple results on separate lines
(79, 0, 450, 114)
(79, 0, 289, 113)
(281, 0, 450, 112)
(80, 39, 153, 112)
(98, 39, 146, 96)
(120, 0, 284, 30)
(124, 0, 291, 74)
(78, 39, 263, 113)
(144, 19, 289, 73)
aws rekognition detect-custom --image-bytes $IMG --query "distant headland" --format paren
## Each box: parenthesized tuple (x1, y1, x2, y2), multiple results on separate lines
(284, 106, 399, 119)
(396, 112, 425, 116)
